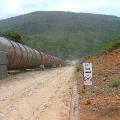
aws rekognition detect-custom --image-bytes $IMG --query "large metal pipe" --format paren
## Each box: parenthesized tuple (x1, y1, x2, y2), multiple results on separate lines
(0, 37, 65, 70)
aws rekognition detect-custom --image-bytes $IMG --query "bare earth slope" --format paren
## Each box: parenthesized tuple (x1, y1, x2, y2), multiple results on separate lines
(77, 48, 120, 120)
(0, 67, 75, 120)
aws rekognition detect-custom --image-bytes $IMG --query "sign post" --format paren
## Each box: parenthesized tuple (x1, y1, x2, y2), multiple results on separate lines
(83, 63, 92, 89)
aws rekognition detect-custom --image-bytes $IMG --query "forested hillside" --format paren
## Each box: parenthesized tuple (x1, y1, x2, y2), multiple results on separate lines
(0, 11, 120, 59)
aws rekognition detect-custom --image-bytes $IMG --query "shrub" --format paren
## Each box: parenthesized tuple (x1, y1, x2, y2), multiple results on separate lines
(106, 38, 120, 52)
(110, 80, 120, 87)
(0, 31, 24, 44)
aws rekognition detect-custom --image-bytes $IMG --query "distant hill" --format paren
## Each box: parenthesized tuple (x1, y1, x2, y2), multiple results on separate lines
(0, 11, 120, 59)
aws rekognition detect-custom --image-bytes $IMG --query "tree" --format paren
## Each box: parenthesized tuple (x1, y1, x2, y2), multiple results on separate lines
(0, 31, 24, 44)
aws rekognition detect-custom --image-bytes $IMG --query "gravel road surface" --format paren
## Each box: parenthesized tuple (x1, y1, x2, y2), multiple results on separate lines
(0, 67, 75, 120)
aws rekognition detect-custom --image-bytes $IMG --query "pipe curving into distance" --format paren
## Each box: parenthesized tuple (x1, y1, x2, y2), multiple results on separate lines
(0, 37, 65, 70)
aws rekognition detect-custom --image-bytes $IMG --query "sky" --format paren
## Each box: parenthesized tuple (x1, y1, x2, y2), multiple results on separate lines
(0, 0, 120, 20)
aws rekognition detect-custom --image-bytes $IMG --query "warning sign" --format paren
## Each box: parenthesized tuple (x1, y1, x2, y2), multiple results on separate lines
(83, 63, 92, 85)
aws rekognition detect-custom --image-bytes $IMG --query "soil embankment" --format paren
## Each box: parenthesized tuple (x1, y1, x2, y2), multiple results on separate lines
(76, 48, 120, 120)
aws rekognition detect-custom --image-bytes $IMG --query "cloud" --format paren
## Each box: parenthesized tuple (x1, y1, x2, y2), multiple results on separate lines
(0, 0, 120, 19)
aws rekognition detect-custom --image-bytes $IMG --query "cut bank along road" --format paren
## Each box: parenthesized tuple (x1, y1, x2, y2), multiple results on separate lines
(0, 66, 75, 120)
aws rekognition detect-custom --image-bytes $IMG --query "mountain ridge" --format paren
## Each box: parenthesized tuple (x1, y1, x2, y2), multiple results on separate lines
(0, 11, 120, 59)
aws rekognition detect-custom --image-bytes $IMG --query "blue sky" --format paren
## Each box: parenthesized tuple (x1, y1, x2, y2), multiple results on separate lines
(0, 0, 120, 20)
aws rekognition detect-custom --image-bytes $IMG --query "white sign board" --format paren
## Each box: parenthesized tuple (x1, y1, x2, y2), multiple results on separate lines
(83, 63, 92, 85)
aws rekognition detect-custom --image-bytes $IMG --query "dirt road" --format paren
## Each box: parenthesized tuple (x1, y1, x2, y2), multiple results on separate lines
(0, 67, 75, 120)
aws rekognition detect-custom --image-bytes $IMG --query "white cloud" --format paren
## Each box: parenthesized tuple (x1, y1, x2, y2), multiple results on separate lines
(0, 0, 120, 19)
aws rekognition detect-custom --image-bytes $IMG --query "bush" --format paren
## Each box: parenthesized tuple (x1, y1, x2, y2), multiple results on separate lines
(110, 80, 120, 87)
(0, 31, 24, 44)
(106, 37, 120, 52)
